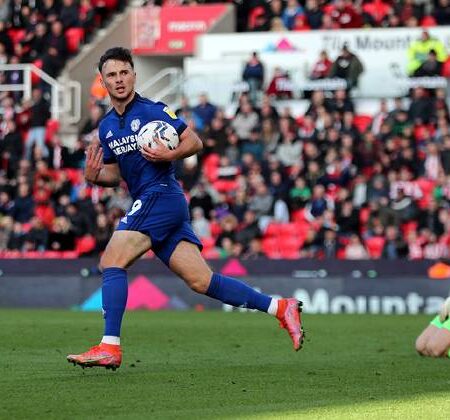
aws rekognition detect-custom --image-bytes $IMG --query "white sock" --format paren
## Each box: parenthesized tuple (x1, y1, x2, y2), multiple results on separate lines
(267, 298, 279, 316)
(101, 336, 120, 345)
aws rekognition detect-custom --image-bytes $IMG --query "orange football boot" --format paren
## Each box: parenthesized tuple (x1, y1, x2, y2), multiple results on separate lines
(276, 298, 305, 351)
(67, 343, 122, 370)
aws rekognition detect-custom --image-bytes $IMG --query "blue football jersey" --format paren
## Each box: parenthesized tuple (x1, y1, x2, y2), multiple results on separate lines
(98, 94, 187, 199)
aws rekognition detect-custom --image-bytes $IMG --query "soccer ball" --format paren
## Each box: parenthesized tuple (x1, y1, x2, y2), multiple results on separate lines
(136, 120, 179, 151)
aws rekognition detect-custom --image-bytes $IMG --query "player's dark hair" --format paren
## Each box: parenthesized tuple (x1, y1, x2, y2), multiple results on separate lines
(98, 47, 134, 73)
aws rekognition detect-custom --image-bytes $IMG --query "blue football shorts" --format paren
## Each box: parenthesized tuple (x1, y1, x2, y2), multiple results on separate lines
(116, 191, 202, 266)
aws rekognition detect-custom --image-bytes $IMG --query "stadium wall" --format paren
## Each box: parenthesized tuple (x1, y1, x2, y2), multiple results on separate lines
(1, 259, 449, 314)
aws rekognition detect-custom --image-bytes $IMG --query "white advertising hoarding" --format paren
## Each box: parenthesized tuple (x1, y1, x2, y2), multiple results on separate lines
(184, 27, 450, 104)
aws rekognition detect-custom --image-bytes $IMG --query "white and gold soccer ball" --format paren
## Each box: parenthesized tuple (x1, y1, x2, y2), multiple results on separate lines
(137, 120, 179, 151)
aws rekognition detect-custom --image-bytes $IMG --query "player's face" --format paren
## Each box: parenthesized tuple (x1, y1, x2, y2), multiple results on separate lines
(100, 59, 136, 102)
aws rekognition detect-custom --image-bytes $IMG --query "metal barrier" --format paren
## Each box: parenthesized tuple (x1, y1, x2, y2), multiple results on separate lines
(137, 67, 184, 105)
(0, 63, 81, 124)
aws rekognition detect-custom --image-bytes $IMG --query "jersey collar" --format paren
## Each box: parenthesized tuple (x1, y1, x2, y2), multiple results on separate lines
(114, 92, 140, 117)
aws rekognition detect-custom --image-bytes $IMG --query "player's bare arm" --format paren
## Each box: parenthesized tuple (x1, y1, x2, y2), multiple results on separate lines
(140, 127, 203, 162)
(85, 141, 121, 187)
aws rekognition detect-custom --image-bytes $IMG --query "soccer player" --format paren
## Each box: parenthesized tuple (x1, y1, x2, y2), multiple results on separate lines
(415, 297, 450, 358)
(67, 47, 304, 370)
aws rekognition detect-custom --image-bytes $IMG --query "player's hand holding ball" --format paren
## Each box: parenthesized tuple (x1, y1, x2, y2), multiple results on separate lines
(137, 120, 179, 162)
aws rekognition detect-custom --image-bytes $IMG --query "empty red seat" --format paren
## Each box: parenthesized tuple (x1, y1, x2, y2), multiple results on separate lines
(353, 115, 373, 133)
(65, 27, 85, 54)
(75, 235, 96, 255)
(365, 237, 385, 259)
(7, 29, 26, 45)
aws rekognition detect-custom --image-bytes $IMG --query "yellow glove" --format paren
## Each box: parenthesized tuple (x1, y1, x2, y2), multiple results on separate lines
(439, 296, 450, 323)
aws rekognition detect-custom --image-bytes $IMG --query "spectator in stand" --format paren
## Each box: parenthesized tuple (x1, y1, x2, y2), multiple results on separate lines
(413, 49, 444, 77)
(241, 127, 265, 162)
(328, 0, 363, 29)
(41, 20, 67, 79)
(191, 206, 211, 239)
(242, 51, 265, 104)
(0, 216, 13, 251)
(423, 233, 448, 259)
(336, 200, 360, 237)
(434, 0, 450, 25)
(23, 87, 51, 160)
(424, 142, 443, 181)
(40, 0, 61, 23)
(232, 100, 259, 141)
(329, 88, 354, 114)
(304, 0, 323, 29)
(248, 182, 274, 220)
(235, 209, 261, 250)
(7, 221, 25, 251)
(193, 93, 217, 131)
(407, 29, 447, 76)
(418, 199, 445, 237)
(382, 225, 408, 259)
(328, 44, 364, 90)
(189, 181, 215, 220)
(276, 129, 302, 168)
(362, 0, 393, 27)
(79, 0, 96, 38)
(249, 6, 271, 32)
(408, 87, 433, 125)
(93, 213, 112, 255)
(267, 0, 284, 22)
(12, 183, 34, 223)
(345, 234, 369, 260)
(0, 21, 13, 55)
(0, 0, 10, 23)
(309, 50, 332, 80)
(0, 191, 14, 216)
(23, 216, 48, 251)
(48, 216, 76, 251)
(266, 67, 293, 99)
(281, 0, 304, 30)
(21, 21, 48, 63)
(59, 0, 79, 30)
(396, 0, 424, 26)
(0, 120, 23, 178)
(80, 103, 105, 143)
(441, 135, 450, 174)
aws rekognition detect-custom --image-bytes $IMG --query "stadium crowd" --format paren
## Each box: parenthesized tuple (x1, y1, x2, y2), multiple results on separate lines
(0, 0, 449, 260)
(159, 0, 450, 32)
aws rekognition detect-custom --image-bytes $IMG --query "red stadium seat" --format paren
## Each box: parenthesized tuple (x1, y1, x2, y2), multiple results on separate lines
(65, 28, 85, 54)
(421, 16, 437, 27)
(7, 29, 26, 45)
(353, 115, 373, 133)
(32, 59, 43, 85)
(75, 235, 96, 255)
(365, 237, 385, 259)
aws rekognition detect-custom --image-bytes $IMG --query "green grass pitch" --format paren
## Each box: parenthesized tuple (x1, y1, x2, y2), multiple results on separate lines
(1, 310, 449, 419)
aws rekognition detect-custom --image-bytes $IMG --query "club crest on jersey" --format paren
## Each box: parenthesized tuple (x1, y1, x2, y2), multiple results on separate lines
(130, 119, 141, 132)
